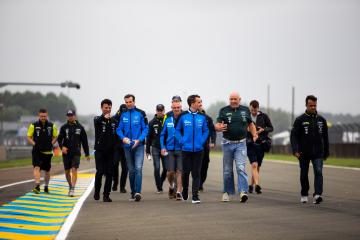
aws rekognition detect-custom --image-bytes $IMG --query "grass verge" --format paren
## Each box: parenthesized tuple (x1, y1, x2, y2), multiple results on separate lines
(210, 151, 360, 168)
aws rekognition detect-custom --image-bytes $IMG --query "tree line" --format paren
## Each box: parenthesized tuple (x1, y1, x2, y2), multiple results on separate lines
(0, 91, 76, 122)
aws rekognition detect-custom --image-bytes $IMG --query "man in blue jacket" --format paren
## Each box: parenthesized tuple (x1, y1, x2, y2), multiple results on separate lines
(176, 94, 209, 204)
(160, 100, 183, 200)
(117, 94, 149, 202)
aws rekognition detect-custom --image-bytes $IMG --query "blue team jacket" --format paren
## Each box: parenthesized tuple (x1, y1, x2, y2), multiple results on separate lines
(175, 110, 209, 152)
(116, 107, 149, 148)
(160, 114, 182, 151)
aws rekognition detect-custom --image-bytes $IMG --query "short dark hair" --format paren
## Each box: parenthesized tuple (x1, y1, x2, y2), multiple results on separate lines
(101, 99, 112, 107)
(249, 100, 259, 108)
(124, 94, 135, 102)
(187, 94, 200, 107)
(38, 108, 47, 113)
(305, 95, 317, 105)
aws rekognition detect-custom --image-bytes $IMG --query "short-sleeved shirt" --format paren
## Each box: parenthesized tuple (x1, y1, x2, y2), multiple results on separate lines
(217, 105, 252, 140)
(27, 122, 58, 154)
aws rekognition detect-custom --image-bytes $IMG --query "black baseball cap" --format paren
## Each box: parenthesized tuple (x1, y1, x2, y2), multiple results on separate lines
(156, 104, 165, 111)
(66, 109, 76, 116)
(172, 95, 182, 102)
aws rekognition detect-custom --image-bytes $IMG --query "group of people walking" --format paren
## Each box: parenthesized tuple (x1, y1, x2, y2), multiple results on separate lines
(27, 92, 329, 205)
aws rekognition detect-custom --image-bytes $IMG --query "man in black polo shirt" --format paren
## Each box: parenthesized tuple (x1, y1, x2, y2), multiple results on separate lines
(215, 92, 257, 203)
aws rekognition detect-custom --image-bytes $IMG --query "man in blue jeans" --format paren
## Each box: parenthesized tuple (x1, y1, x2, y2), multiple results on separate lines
(117, 94, 148, 202)
(146, 104, 166, 193)
(176, 94, 209, 204)
(215, 92, 258, 203)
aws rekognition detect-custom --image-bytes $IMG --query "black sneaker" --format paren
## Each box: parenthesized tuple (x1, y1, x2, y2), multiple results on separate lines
(103, 196, 112, 202)
(44, 186, 49, 194)
(182, 191, 188, 201)
(94, 192, 100, 201)
(134, 193, 142, 202)
(255, 185, 262, 194)
(199, 186, 204, 192)
(192, 195, 201, 204)
(120, 188, 127, 193)
(32, 186, 40, 194)
(112, 186, 118, 192)
(313, 195, 323, 204)
(168, 187, 175, 199)
(248, 185, 254, 194)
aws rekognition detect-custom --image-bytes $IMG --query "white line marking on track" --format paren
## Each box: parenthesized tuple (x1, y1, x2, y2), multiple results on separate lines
(266, 159, 360, 171)
(0, 168, 95, 189)
(55, 177, 95, 240)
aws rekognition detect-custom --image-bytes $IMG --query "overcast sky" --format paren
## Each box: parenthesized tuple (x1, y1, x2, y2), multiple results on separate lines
(1, 0, 360, 116)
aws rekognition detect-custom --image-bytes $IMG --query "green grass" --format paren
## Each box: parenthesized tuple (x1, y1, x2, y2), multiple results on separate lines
(210, 151, 360, 168)
(0, 156, 63, 169)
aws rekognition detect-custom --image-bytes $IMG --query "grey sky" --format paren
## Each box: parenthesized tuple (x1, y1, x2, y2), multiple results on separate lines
(1, 0, 360, 116)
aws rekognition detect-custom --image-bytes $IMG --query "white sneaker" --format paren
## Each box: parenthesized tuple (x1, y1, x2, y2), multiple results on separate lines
(313, 195, 323, 204)
(300, 196, 308, 203)
(69, 189, 75, 197)
(222, 192, 230, 202)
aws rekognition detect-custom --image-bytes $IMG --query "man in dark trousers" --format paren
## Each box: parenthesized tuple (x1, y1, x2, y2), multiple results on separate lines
(291, 95, 329, 204)
(247, 100, 273, 194)
(27, 109, 58, 194)
(199, 107, 216, 192)
(146, 104, 167, 193)
(112, 104, 128, 193)
(94, 99, 117, 202)
(175, 94, 209, 204)
(57, 109, 90, 197)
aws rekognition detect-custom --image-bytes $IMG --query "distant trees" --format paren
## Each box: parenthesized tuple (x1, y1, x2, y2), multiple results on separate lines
(0, 91, 75, 121)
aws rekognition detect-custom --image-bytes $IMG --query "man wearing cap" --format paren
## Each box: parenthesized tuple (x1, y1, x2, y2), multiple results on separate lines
(58, 109, 90, 197)
(146, 104, 166, 193)
(160, 100, 184, 200)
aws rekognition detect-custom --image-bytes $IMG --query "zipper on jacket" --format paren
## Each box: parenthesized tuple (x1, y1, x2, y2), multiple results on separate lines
(129, 110, 132, 141)
(193, 114, 195, 152)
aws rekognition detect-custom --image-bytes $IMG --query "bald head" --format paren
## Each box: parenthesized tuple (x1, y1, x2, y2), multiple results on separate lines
(229, 92, 241, 108)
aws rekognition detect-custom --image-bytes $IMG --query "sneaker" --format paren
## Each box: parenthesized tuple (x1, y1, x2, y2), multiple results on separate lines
(255, 185, 262, 194)
(44, 186, 49, 194)
(199, 186, 204, 192)
(222, 192, 230, 202)
(182, 191, 188, 201)
(156, 189, 163, 194)
(69, 188, 75, 197)
(300, 196, 308, 203)
(103, 196, 112, 202)
(32, 186, 40, 194)
(240, 192, 248, 203)
(176, 192, 183, 201)
(248, 185, 254, 194)
(112, 186, 118, 192)
(120, 188, 127, 193)
(94, 192, 100, 201)
(192, 195, 201, 204)
(313, 195, 323, 204)
(168, 187, 175, 199)
(134, 193, 142, 202)
(129, 193, 135, 201)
